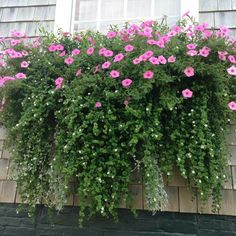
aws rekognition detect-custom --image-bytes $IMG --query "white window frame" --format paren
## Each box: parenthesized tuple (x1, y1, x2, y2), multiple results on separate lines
(54, 0, 199, 33)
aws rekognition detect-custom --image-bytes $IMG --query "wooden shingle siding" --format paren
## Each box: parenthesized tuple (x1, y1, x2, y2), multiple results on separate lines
(199, 0, 236, 37)
(0, 0, 56, 37)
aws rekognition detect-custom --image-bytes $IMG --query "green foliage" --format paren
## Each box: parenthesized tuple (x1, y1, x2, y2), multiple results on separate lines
(0, 18, 236, 224)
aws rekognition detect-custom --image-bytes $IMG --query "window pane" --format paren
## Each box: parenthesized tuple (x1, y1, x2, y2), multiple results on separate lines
(99, 20, 123, 32)
(100, 0, 124, 20)
(154, 0, 181, 17)
(127, 0, 151, 18)
(76, 21, 97, 31)
(75, 0, 98, 21)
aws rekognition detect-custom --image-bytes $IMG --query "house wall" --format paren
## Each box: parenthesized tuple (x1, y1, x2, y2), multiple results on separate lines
(0, 0, 56, 37)
(0, 1, 236, 235)
(199, 0, 236, 37)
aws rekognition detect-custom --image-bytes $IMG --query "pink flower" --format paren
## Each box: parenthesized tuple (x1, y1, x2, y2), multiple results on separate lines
(228, 101, 236, 110)
(102, 61, 111, 69)
(64, 57, 74, 65)
(21, 50, 29, 56)
(155, 40, 165, 48)
(187, 50, 198, 56)
(122, 78, 133, 88)
(144, 50, 154, 58)
(184, 67, 194, 77)
(76, 69, 82, 76)
(99, 47, 106, 56)
(143, 27, 153, 37)
(228, 55, 236, 64)
(55, 77, 63, 89)
(182, 89, 193, 98)
(110, 70, 120, 78)
(158, 55, 167, 65)
(103, 50, 114, 57)
(124, 44, 134, 52)
(87, 47, 94, 55)
(107, 31, 117, 39)
(15, 73, 26, 79)
(186, 44, 196, 50)
(56, 44, 64, 51)
(133, 58, 141, 65)
(147, 39, 156, 45)
(218, 51, 227, 61)
(11, 39, 21, 46)
(72, 49, 81, 55)
(48, 44, 57, 52)
(95, 102, 102, 108)
(124, 100, 129, 107)
(149, 57, 159, 65)
(20, 61, 29, 68)
(168, 55, 176, 63)
(182, 10, 190, 18)
(114, 53, 124, 62)
(227, 66, 236, 76)
(143, 70, 154, 79)
(59, 51, 66, 57)
(199, 46, 211, 57)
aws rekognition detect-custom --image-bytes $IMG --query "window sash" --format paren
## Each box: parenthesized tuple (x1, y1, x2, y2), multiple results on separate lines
(54, 0, 199, 33)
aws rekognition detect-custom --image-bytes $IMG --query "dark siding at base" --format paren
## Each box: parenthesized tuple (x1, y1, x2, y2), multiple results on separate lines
(0, 204, 236, 236)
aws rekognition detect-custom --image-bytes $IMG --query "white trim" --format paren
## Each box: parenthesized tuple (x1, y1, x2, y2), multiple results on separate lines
(180, 0, 199, 21)
(54, 0, 74, 33)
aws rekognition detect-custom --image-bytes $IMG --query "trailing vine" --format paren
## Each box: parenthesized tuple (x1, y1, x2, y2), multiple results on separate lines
(0, 16, 236, 224)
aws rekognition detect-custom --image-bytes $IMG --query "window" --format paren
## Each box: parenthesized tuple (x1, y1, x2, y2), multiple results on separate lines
(54, 0, 199, 33)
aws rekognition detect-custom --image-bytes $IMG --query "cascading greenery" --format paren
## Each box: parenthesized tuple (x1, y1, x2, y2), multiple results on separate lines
(0, 17, 236, 224)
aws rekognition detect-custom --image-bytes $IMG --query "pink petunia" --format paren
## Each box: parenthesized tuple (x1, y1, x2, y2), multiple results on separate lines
(228, 101, 236, 110)
(158, 55, 167, 65)
(87, 47, 94, 55)
(99, 47, 107, 56)
(144, 50, 154, 58)
(133, 58, 141, 65)
(20, 61, 29, 68)
(55, 77, 63, 89)
(64, 57, 74, 65)
(122, 78, 133, 88)
(182, 10, 190, 18)
(72, 49, 81, 55)
(110, 70, 120, 78)
(143, 70, 154, 79)
(227, 66, 236, 76)
(103, 50, 114, 57)
(114, 53, 124, 62)
(184, 67, 195, 77)
(102, 61, 111, 69)
(56, 44, 64, 51)
(199, 46, 211, 57)
(76, 69, 82, 77)
(15, 73, 26, 79)
(107, 31, 117, 39)
(228, 55, 236, 64)
(149, 57, 159, 65)
(95, 102, 102, 108)
(187, 50, 198, 56)
(168, 55, 176, 63)
(186, 44, 196, 50)
(59, 51, 66, 57)
(124, 44, 134, 52)
(182, 89, 193, 98)
(218, 51, 227, 61)
(48, 44, 57, 52)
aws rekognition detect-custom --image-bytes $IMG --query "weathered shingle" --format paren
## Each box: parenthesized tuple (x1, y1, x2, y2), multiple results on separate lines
(217, 0, 232, 10)
(199, 0, 218, 11)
